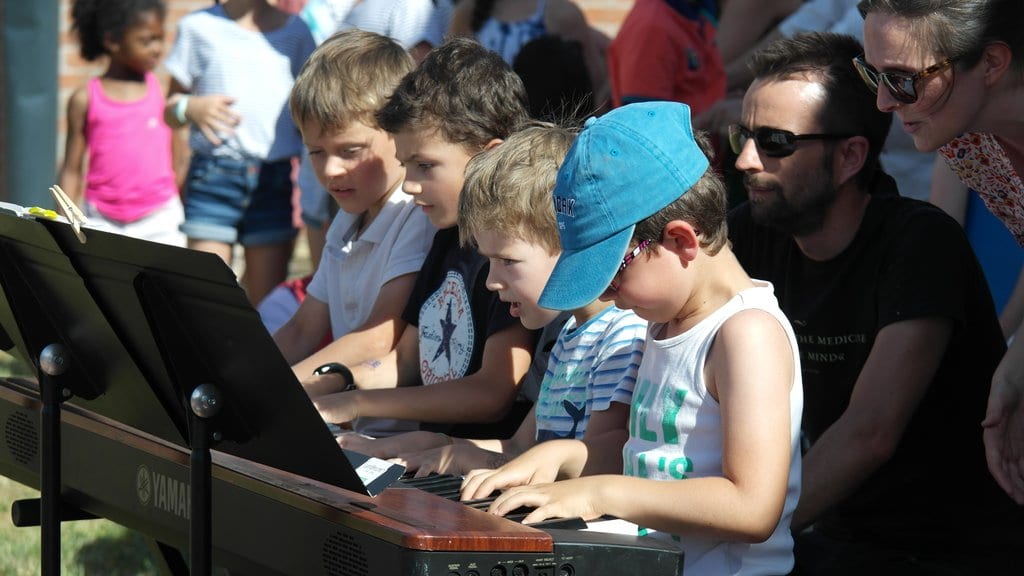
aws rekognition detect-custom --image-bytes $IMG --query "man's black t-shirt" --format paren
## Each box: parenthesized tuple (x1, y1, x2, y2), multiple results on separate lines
(729, 177, 1016, 549)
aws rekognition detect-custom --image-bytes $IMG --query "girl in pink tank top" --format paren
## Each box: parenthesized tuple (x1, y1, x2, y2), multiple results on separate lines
(57, 0, 184, 246)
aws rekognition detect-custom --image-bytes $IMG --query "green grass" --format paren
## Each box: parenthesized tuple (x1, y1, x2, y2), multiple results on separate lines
(1, 351, 161, 574)
(0, 349, 31, 379)
(0, 476, 160, 575)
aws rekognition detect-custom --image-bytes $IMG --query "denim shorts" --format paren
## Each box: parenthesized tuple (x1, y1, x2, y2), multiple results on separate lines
(181, 154, 297, 246)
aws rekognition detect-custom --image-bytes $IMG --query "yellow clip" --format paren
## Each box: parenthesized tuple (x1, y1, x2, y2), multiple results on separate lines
(27, 207, 59, 220)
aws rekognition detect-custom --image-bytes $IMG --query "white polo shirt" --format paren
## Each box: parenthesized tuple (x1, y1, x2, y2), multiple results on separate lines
(307, 185, 435, 340)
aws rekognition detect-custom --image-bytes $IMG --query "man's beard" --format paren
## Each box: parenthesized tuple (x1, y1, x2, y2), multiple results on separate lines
(746, 159, 837, 236)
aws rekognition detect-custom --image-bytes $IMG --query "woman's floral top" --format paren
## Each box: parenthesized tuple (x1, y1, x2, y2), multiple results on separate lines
(941, 132, 1024, 246)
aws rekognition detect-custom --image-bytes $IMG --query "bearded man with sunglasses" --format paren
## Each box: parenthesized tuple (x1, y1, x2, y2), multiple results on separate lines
(727, 32, 1023, 576)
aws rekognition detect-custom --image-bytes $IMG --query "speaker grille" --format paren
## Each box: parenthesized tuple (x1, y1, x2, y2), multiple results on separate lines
(4, 411, 37, 465)
(322, 530, 368, 576)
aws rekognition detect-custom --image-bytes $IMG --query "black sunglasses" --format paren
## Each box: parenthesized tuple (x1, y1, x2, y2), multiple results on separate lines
(852, 54, 954, 104)
(728, 124, 854, 158)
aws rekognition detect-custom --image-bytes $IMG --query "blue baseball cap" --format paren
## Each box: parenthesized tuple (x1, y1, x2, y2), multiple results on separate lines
(538, 102, 710, 311)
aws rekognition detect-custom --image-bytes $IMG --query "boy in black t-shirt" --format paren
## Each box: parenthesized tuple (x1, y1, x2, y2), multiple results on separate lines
(308, 37, 536, 440)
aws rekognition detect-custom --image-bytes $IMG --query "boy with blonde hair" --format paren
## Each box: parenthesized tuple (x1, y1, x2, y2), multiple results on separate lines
(272, 30, 434, 436)
(342, 123, 647, 476)
(312, 37, 538, 439)
(462, 102, 804, 575)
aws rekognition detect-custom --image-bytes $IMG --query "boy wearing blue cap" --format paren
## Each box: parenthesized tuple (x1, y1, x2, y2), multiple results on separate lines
(461, 102, 804, 575)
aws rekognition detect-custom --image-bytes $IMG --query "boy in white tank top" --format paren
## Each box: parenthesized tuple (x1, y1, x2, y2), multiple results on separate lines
(462, 102, 804, 576)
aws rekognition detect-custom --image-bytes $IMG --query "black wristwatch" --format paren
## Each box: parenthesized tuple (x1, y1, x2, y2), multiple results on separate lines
(312, 362, 356, 392)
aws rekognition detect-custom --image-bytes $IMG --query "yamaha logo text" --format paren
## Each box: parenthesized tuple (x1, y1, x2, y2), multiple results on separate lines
(136, 465, 191, 519)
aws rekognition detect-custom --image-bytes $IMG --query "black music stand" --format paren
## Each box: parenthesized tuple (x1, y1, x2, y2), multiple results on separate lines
(0, 212, 186, 440)
(0, 212, 404, 575)
(0, 211, 182, 576)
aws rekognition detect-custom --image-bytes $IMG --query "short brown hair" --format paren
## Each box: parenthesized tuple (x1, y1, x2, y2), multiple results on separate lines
(290, 29, 414, 135)
(747, 32, 891, 188)
(376, 36, 530, 152)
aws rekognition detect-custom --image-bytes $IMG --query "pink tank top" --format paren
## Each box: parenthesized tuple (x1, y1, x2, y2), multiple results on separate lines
(85, 72, 177, 222)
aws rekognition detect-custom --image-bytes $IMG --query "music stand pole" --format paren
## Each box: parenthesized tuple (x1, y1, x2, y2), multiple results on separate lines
(39, 343, 69, 576)
(188, 384, 221, 576)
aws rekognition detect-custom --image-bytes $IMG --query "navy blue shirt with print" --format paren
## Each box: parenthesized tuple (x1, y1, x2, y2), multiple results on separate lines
(403, 227, 535, 437)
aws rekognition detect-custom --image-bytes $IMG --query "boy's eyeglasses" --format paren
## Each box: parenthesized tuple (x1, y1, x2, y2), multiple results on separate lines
(728, 124, 854, 158)
(608, 239, 653, 292)
(852, 54, 955, 104)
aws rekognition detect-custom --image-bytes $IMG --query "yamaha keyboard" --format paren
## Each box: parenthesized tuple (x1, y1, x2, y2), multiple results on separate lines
(0, 209, 683, 574)
(0, 378, 683, 575)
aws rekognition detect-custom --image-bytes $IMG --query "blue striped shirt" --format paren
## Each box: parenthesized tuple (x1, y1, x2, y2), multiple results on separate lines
(535, 305, 646, 441)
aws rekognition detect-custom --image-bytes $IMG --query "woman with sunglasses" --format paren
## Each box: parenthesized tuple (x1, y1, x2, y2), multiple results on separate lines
(858, 0, 1024, 506)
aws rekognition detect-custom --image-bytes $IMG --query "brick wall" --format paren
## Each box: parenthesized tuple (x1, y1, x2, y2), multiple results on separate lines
(578, 0, 635, 37)
(53, 0, 635, 158)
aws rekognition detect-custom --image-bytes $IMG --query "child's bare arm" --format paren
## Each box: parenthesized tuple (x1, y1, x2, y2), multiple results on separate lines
(702, 309, 796, 540)
(488, 310, 797, 542)
(578, 402, 630, 476)
(399, 441, 514, 478)
(335, 408, 535, 469)
(274, 295, 331, 366)
(304, 325, 417, 401)
(461, 438, 591, 501)
(165, 77, 239, 146)
(290, 273, 417, 377)
(57, 87, 89, 206)
(460, 402, 633, 497)
(315, 322, 535, 424)
(395, 406, 541, 476)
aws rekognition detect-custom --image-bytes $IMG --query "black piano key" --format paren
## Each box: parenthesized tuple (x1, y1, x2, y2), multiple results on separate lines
(398, 473, 464, 492)
(461, 497, 497, 508)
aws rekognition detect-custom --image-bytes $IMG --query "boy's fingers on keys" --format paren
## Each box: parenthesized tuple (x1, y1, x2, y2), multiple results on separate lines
(460, 469, 497, 501)
(387, 455, 411, 469)
(411, 454, 450, 478)
(490, 487, 548, 519)
(336, 432, 371, 451)
(521, 507, 558, 525)
(396, 451, 447, 477)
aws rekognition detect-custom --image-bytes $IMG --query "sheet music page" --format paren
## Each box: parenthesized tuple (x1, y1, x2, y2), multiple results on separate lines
(0, 202, 61, 220)
(584, 517, 641, 535)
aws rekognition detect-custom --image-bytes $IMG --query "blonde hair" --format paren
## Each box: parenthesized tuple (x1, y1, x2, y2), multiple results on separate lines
(290, 29, 414, 134)
(459, 122, 577, 254)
